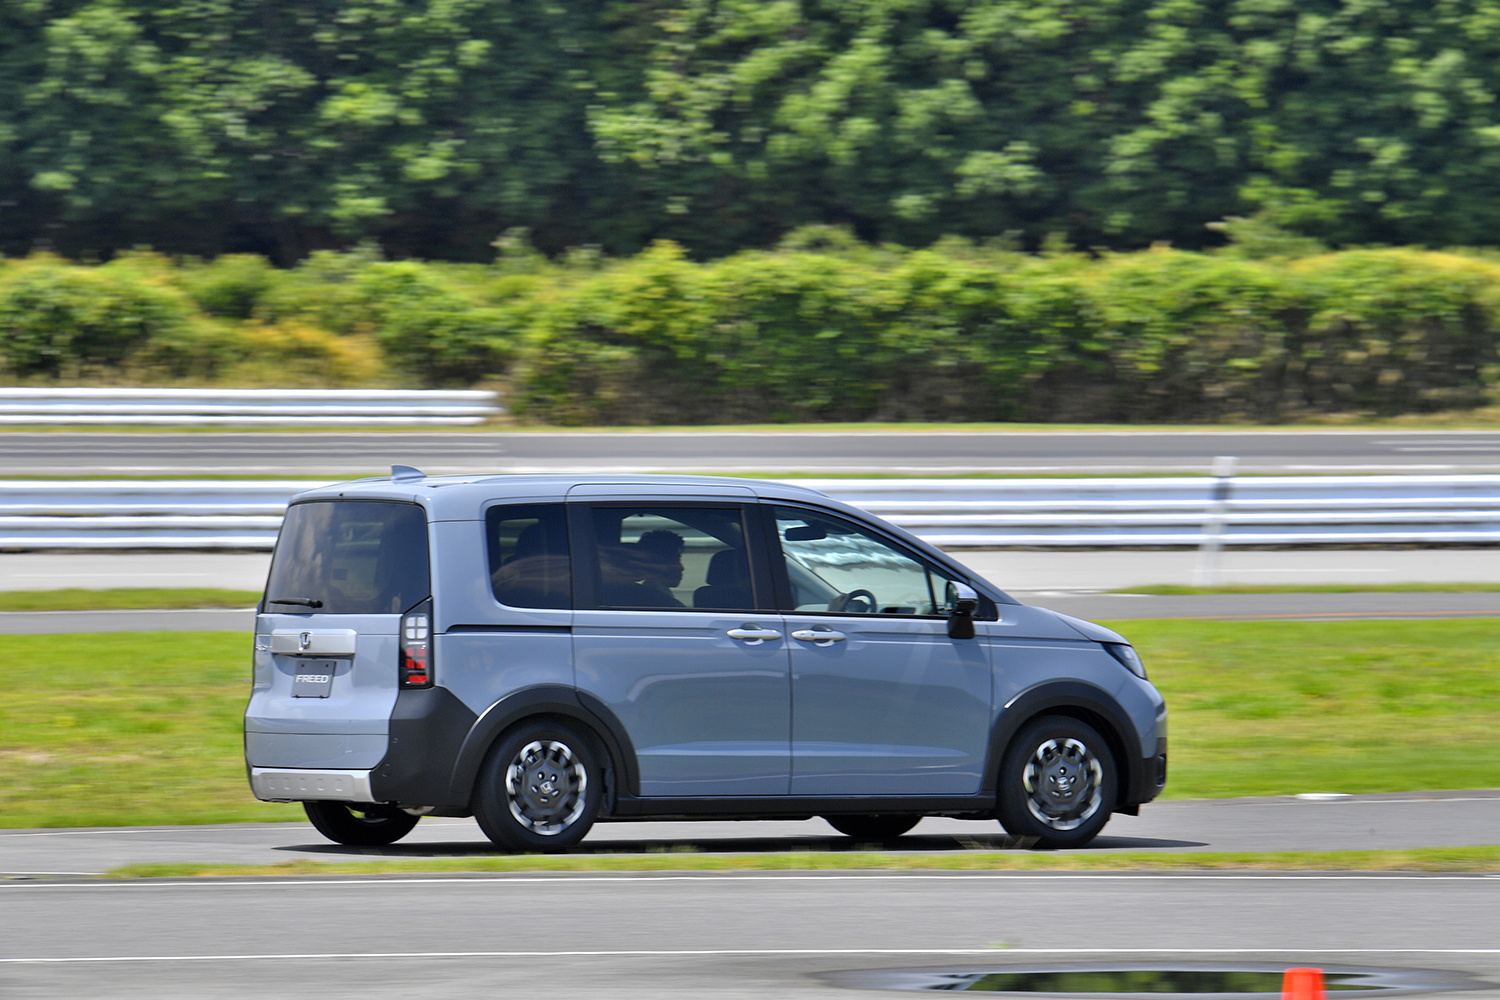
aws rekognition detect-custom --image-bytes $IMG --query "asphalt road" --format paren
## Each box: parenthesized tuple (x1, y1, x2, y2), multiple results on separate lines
(1, 869, 1495, 1000)
(8, 428, 1500, 476)
(3, 791, 1498, 877)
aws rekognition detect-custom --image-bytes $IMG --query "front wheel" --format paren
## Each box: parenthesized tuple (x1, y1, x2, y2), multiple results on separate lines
(474, 721, 603, 852)
(824, 814, 920, 840)
(996, 715, 1117, 849)
(303, 800, 420, 846)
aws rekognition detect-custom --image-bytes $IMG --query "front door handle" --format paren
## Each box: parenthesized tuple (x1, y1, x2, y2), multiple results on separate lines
(727, 627, 782, 644)
(791, 629, 846, 644)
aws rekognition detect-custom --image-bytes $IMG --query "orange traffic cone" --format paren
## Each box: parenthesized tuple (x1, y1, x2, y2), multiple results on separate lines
(1282, 967, 1326, 1000)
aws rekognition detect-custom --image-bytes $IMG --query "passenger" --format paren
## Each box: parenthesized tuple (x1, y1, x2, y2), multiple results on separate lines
(630, 529, 686, 607)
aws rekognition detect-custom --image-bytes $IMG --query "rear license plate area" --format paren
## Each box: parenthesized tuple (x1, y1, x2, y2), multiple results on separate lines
(292, 659, 342, 698)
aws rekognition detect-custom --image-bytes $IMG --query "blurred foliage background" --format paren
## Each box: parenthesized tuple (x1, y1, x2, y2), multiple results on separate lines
(6, 0, 1500, 260)
(6, 236, 1500, 424)
(9, 0, 1500, 422)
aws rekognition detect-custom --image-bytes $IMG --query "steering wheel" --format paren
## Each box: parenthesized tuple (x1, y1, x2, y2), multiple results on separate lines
(830, 588, 877, 614)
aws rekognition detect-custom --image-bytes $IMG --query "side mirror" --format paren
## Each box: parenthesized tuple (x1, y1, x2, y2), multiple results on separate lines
(945, 581, 979, 640)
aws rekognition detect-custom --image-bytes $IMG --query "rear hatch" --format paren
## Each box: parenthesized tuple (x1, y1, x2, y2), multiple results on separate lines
(246, 499, 431, 772)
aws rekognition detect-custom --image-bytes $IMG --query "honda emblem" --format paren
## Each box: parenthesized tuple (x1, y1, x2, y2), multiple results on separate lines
(298, 631, 311, 651)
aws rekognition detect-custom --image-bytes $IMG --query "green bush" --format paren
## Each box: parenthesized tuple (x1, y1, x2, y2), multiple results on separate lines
(180, 255, 278, 320)
(1289, 251, 1497, 416)
(1092, 251, 1299, 422)
(506, 241, 1500, 424)
(354, 262, 516, 386)
(5, 240, 1500, 420)
(0, 257, 197, 379)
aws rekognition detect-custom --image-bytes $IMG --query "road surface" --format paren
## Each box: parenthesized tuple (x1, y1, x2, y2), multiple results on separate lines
(1, 868, 1495, 1000)
(3, 790, 1498, 877)
(8, 428, 1500, 476)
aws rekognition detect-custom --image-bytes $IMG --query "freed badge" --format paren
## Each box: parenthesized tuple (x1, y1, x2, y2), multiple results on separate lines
(292, 659, 339, 698)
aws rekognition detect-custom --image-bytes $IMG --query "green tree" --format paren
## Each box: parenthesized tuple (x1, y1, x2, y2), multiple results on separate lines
(9, 0, 608, 261)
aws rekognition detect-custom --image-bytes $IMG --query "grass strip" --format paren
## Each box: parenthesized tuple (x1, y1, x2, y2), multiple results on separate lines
(4, 620, 1500, 828)
(1114, 583, 1500, 596)
(1104, 618, 1500, 797)
(105, 845, 1500, 879)
(0, 588, 260, 612)
(0, 632, 303, 829)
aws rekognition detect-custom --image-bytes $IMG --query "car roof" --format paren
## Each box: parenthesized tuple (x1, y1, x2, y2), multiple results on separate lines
(287, 472, 832, 518)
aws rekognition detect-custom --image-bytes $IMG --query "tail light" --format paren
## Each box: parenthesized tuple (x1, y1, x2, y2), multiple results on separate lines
(400, 600, 433, 689)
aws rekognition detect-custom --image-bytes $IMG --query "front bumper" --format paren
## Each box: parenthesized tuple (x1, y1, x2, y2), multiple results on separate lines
(249, 767, 375, 804)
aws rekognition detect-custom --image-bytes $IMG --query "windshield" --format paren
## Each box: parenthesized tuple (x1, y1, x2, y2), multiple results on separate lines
(265, 500, 430, 615)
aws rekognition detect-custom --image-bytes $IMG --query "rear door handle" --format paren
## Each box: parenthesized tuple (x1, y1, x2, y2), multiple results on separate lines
(791, 629, 846, 644)
(727, 627, 782, 644)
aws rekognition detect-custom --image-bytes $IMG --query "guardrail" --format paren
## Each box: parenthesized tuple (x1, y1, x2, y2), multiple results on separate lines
(2, 473, 1498, 554)
(816, 474, 1500, 547)
(0, 388, 501, 425)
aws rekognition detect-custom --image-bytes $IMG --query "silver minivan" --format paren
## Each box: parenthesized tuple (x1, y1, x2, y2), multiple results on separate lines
(245, 470, 1167, 850)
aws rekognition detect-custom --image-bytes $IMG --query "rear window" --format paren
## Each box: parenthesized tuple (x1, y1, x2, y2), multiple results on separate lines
(265, 500, 430, 615)
(487, 503, 571, 608)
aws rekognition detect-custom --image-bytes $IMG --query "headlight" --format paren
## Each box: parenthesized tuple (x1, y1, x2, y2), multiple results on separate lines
(1102, 642, 1147, 680)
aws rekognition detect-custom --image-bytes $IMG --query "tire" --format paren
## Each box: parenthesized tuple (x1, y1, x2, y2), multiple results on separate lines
(824, 814, 921, 840)
(303, 800, 420, 846)
(474, 720, 603, 852)
(996, 715, 1117, 849)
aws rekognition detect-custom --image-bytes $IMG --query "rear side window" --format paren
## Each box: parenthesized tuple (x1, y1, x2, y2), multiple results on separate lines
(266, 501, 430, 615)
(487, 504, 571, 608)
(585, 505, 755, 611)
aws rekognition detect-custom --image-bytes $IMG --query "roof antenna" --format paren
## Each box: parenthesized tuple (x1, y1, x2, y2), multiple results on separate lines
(391, 465, 426, 482)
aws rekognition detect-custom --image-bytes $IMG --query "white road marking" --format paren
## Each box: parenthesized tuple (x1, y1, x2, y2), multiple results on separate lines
(3, 872, 1496, 890)
(0, 829, 157, 838)
(2, 947, 1499, 965)
(1392, 447, 1500, 453)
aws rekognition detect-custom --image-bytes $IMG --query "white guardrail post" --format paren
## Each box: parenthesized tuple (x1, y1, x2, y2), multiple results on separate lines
(1194, 455, 1238, 586)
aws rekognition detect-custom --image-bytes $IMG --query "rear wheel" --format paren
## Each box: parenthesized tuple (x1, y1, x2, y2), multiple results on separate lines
(303, 800, 420, 846)
(996, 715, 1117, 849)
(475, 721, 602, 852)
(824, 814, 920, 840)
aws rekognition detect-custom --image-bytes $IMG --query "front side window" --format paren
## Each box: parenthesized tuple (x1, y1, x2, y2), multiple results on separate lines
(266, 500, 430, 615)
(487, 503, 571, 608)
(586, 506, 756, 611)
(773, 506, 953, 617)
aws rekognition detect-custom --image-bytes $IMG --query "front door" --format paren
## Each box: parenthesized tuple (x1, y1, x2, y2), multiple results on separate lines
(571, 503, 791, 797)
(771, 505, 992, 797)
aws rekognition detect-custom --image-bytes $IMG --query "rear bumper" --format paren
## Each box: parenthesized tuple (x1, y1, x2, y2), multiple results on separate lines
(249, 767, 375, 804)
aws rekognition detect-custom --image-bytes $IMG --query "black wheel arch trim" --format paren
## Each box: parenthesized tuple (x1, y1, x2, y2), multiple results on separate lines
(986, 680, 1154, 808)
(370, 685, 478, 807)
(448, 685, 639, 807)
